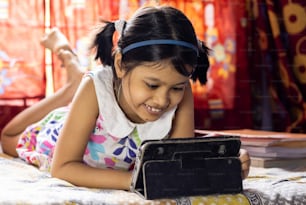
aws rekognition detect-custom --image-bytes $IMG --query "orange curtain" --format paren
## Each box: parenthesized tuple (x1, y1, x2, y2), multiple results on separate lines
(0, 0, 46, 134)
(0, 0, 45, 98)
(49, 0, 120, 90)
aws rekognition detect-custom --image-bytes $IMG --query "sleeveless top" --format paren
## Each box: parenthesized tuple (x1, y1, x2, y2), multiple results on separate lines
(16, 66, 177, 171)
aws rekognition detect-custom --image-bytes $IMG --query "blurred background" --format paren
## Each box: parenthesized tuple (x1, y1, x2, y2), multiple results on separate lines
(0, 0, 305, 134)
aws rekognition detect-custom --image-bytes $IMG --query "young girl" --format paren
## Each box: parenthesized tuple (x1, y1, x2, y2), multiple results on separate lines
(1, 6, 250, 190)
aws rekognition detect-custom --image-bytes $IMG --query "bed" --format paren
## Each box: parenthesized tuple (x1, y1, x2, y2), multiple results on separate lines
(1, 144, 306, 205)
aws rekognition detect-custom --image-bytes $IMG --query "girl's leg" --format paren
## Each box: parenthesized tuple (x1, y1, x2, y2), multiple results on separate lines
(1, 30, 83, 156)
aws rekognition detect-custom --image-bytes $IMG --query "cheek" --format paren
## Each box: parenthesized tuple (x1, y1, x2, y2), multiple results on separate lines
(169, 92, 185, 106)
(124, 84, 148, 103)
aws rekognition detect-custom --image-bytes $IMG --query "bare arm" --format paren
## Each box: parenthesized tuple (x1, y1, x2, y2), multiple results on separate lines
(169, 82, 194, 139)
(51, 77, 132, 190)
(1, 84, 76, 156)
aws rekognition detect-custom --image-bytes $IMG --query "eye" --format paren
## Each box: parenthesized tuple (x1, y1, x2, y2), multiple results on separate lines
(145, 82, 159, 89)
(172, 85, 186, 92)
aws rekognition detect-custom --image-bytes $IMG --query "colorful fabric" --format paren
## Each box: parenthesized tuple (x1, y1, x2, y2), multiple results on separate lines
(16, 66, 176, 171)
(83, 67, 176, 169)
(249, 0, 306, 132)
(16, 107, 68, 171)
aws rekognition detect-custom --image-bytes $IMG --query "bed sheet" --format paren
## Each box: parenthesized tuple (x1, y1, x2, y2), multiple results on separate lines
(1, 152, 306, 205)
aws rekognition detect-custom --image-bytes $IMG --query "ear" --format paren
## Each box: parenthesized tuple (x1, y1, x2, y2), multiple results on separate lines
(114, 52, 125, 78)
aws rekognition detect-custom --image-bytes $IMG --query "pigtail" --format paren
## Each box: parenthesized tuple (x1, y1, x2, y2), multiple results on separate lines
(92, 21, 116, 66)
(191, 40, 210, 84)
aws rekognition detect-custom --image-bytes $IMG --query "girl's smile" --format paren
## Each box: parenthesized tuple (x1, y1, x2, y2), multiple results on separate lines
(144, 104, 163, 114)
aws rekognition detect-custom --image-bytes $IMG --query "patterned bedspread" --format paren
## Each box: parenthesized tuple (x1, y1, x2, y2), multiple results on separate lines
(1, 152, 306, 205)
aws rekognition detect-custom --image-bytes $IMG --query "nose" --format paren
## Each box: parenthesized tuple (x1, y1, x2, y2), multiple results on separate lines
(152, 89, 170, 109)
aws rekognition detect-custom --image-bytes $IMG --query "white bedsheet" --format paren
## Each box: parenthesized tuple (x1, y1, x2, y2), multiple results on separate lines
(1, 148, 306, 205)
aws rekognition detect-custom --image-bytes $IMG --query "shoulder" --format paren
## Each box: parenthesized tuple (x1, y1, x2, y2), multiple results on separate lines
(73, 76, 97, 106)
(85, 65, 113, 80)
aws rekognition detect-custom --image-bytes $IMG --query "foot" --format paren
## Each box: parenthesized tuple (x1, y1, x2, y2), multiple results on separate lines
(57, 50, 84, 84)
(40, 27, 72, 53)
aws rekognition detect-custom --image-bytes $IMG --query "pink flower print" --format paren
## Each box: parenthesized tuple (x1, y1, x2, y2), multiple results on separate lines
(16, 125, 41, 151)
(38, 140, 54, 156)
(96, 122, 103, 131)
(95, 116, 104, 131)
(104, 157, 117, 168)
(86, 135, 107, 161)
(84, 134, 105, 155)
(90, 134, 107, 144)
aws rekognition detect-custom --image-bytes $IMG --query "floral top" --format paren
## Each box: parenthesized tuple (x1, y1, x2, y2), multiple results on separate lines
(16, 66, 176, 171)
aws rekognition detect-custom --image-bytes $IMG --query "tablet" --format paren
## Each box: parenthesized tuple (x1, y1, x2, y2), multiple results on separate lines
(130, 135, 243, 199)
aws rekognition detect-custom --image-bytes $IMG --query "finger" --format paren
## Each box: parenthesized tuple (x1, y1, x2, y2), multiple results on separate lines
(241, 159, 250, 178)
(239, 149, 251, 179)
(239, 149, 249, 161)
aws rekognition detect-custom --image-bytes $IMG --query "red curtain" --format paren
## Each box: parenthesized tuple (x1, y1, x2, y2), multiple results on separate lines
(0, 0, 46, 134)
(164, 1, 252, 130)
(180, 0, 252, 130)
(249, 0, 306, 132)
(0, 0, 254, 133)
(3, 0, 304, 133)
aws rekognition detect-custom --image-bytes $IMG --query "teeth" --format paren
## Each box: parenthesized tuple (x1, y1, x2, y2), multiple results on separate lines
(145, 104, 162, 113)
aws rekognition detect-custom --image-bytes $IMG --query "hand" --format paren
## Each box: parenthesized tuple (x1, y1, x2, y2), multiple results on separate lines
(239, 149, 250, 179)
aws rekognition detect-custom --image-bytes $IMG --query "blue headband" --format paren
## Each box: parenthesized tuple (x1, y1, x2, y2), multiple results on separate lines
(121, 39, 199, 55)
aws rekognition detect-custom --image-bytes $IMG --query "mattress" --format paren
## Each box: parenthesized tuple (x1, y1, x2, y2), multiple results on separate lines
(1, 151, 306, 205)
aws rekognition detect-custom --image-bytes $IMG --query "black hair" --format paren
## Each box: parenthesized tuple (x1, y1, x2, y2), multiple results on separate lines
(92, 6, 210, 84)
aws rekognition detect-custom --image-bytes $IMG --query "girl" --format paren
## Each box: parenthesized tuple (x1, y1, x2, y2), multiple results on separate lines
(1, 6, 250, 190)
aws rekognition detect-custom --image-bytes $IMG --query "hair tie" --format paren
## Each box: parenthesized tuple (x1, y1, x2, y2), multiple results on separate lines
(114, 19, 126, 36)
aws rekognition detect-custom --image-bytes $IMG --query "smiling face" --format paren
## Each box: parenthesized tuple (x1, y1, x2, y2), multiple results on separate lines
(115, 56, 191, 123)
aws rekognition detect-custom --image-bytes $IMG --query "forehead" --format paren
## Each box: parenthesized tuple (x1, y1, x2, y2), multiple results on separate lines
(130, 61, 190, 83)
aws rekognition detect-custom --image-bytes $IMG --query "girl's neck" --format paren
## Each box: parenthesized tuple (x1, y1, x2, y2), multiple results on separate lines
(113, 80, 145, 124)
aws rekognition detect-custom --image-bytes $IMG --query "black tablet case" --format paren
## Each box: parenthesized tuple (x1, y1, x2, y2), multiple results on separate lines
(130, 136, 243, 200)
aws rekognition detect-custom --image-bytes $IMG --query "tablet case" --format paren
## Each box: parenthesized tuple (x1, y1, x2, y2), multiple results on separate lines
(130, 136, 243, 200)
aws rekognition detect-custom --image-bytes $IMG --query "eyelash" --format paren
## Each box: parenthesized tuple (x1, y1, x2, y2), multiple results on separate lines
(146, 83, 158, 89)
(145, 83, 185, 91)
(172, 87, 185, 91)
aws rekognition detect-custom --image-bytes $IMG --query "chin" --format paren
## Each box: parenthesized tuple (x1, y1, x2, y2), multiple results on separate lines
(142, 115, 161, 123)
(135, 110, 163, 123)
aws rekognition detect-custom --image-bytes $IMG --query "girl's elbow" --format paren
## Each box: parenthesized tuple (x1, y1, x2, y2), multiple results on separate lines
(0, 134, 19, 157)
(50, 165, 59, 178)
(50, 162, 64, 179)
